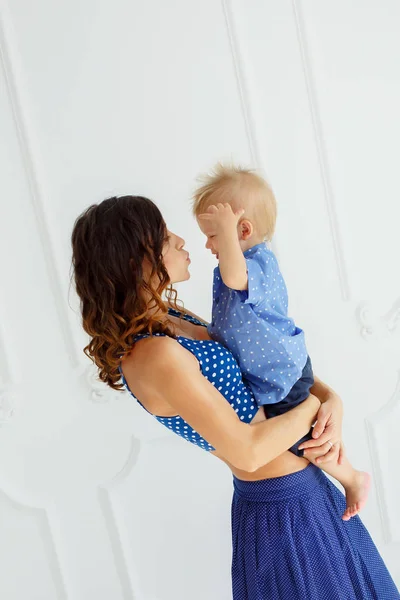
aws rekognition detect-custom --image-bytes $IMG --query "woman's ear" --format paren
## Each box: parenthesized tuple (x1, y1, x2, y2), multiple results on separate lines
(239, 219, 253, 240)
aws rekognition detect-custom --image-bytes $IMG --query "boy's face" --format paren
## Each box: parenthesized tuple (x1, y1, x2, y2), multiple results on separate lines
(196, 216, 221, 258)
(196, 215, 248, 259)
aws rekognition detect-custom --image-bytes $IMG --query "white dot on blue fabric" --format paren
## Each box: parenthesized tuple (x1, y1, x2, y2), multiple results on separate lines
(120, 309, 258, 454)
(231, 465, 400, 598)
(208, 243, 310, 404)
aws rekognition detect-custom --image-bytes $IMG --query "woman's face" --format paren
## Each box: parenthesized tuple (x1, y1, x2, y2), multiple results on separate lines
(162, 230, 191, 284)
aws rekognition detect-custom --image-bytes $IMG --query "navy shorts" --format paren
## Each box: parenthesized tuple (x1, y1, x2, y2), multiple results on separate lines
(264, 356, 314, 457)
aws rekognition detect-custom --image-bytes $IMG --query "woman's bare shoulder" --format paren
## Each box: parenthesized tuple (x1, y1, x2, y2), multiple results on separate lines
(121, 335, 199, 415)
(123, 335, 197, 373)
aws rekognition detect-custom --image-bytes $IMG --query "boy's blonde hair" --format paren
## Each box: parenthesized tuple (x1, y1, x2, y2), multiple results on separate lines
(192, 163, 277, 241)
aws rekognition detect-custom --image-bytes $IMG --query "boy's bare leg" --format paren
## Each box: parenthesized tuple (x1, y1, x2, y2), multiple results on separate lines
(304, 447, 371, 521)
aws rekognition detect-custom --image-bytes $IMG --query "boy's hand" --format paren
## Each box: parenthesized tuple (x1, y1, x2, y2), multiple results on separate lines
(198, 202, 248, 290)
(198, 203, 245, 237)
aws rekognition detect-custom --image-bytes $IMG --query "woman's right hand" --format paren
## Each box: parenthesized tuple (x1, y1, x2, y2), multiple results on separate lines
(298, 392, 344, 465)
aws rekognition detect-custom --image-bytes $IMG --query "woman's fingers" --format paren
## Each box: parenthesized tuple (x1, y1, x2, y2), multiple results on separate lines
(303, 441, 339, 464)
(298, 430, 335, 450)
(312, 409, 330, 439)
(315, 443, 339, 464)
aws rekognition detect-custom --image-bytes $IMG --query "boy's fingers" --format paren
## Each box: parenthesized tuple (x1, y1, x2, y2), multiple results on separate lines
(234, 208, 245, 217)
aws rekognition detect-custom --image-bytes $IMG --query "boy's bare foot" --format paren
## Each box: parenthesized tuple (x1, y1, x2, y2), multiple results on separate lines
(342, 471, 371, 521)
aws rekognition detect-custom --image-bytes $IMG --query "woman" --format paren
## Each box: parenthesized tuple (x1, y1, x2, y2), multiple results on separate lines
(71, 195, 399, 599)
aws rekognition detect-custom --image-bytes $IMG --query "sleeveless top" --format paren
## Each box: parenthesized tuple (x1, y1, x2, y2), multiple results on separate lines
(119, 307, 258, 452)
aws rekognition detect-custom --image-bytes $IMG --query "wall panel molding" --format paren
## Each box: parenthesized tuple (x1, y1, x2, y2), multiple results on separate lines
(222, 0, 349, 298)
(0, 381, 14, 425)
(291, 0, 350, 301)
(358, 297, 400, 340)
(85, 364, 113, 403)
(221, 0, 282, 257)
(0, 323, 15, 425)
(0, 5, 112, 402)
(221, 0, 262, 170)
(0, 5, 79, 369)
(98, 436, 142, 600)
(365, 370, 400, 544)
(0, 486, 69, 599)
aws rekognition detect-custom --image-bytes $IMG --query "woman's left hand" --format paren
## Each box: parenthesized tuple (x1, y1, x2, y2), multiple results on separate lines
(298, 392, 344, 465)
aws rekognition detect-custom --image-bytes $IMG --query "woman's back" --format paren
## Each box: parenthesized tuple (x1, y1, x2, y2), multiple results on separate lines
(121, 307, 309, 480)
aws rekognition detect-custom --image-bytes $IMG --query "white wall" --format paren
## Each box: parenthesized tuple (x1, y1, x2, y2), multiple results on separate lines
(0, 1, 399, 598)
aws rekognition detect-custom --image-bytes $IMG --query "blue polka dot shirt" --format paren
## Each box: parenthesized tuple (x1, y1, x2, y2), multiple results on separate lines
(208, 243, 309, 406)
(119, 309, 258, 452)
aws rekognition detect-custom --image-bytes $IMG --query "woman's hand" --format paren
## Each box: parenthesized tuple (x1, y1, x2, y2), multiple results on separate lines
(298, 391, 344, 465)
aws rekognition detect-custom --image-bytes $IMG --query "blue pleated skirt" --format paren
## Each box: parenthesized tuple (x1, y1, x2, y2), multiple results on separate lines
(231, 464, 399, 599)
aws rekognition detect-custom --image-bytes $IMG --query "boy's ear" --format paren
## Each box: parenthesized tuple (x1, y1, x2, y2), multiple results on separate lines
(239, 219, 253, 240)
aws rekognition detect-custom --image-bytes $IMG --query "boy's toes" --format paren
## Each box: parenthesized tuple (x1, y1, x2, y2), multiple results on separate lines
(342, 508, 351, 521)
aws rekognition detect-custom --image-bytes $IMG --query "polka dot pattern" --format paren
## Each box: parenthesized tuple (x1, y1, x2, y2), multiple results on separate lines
(231, 464, 400, 599)
(208, 243, 309, 405)
(119, 308, 258, 452)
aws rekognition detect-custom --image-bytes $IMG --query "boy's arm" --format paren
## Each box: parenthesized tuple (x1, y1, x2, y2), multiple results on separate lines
(197, 203, 248, 290)
(218, 227, 248, 290)
(311, 375, 338, 404)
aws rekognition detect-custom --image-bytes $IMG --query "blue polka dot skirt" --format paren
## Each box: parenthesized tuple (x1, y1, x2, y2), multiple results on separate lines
(231, 464, 399, 599)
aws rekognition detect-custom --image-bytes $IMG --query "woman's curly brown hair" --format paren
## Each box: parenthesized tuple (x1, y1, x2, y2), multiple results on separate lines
(71, 195, 180, 391)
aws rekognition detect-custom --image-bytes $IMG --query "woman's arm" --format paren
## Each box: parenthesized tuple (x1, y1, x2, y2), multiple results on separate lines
(130, 336, 321, 472)
(300, 374, 344, 464)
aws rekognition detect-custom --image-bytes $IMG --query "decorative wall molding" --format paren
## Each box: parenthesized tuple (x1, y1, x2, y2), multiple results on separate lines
(0, 322, 16, 425)
(85, 364, 112, 404)
(0, 384, 14, 425)
(358, 297, 400, 340)
(291, 0, 350, 301)
(98, 436, 143, 600)
(0, 7, 126, 404)
(365, 370, 400, 544)
(221, 0, 280, 258)
(0, 487, 69, 599)
(221, 0, 261, 170)
(222, 0, 349, 300)
(0, 6, 79, 369)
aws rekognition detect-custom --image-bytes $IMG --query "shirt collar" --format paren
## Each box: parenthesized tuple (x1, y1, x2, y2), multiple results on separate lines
(243, 242, 267, 257)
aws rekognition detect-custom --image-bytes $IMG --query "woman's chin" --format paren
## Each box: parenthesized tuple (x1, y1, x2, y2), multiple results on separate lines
(172, 270, 191, 284)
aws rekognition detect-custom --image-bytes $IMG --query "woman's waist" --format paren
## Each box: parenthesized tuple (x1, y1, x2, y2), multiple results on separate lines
(233, 462, 326, 502)
(213, 447, 310, 482)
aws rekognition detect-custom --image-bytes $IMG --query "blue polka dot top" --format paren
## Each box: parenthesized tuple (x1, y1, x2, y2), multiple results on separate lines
(119, 308, 258, 452)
